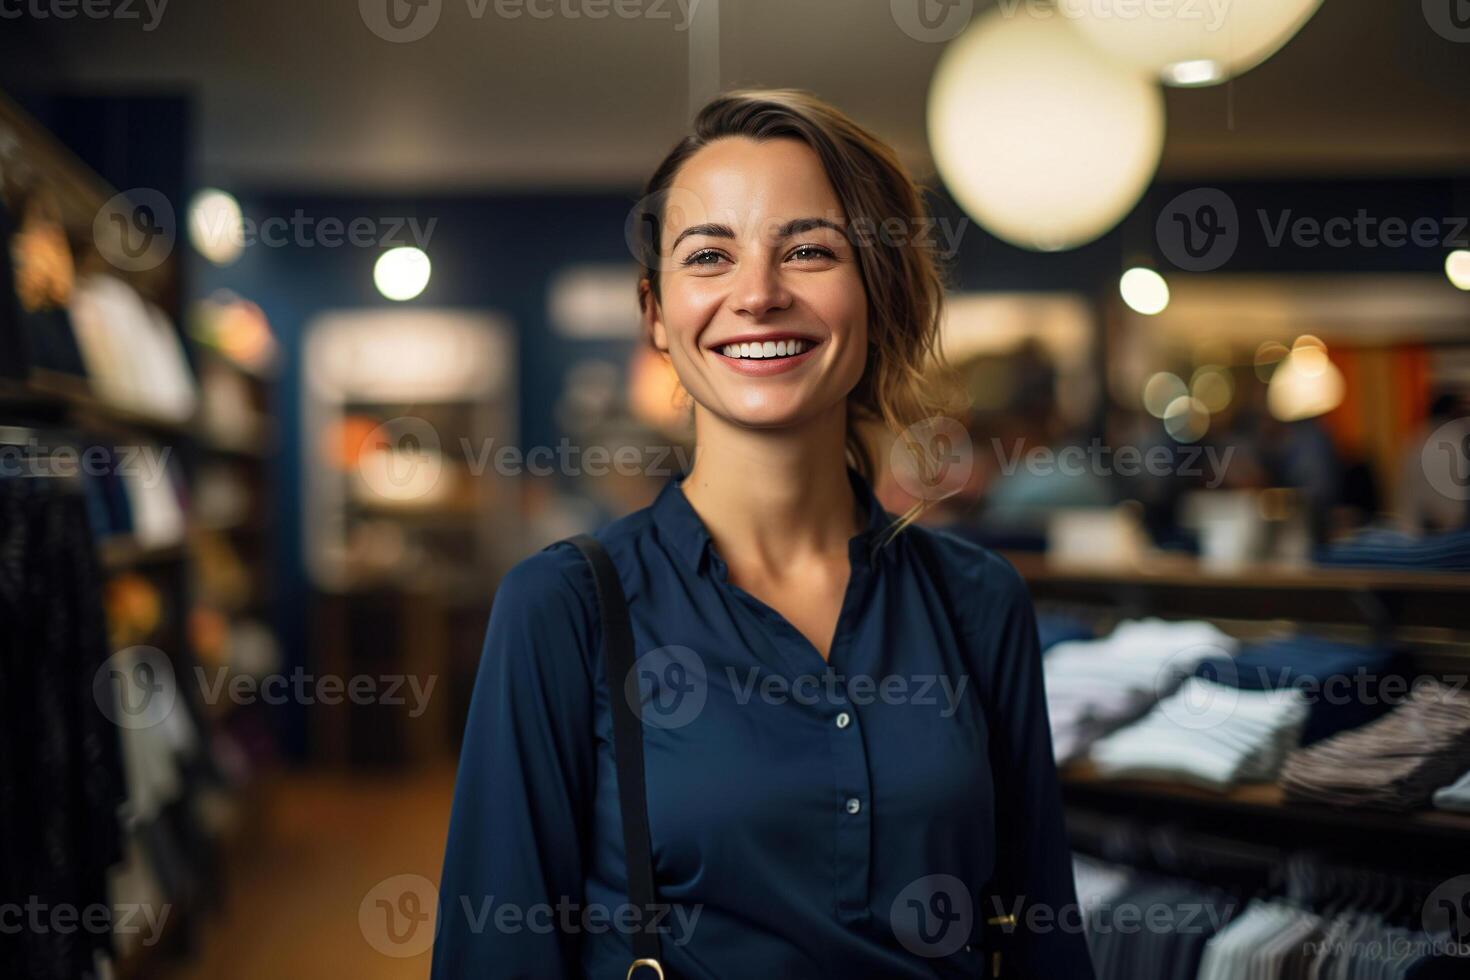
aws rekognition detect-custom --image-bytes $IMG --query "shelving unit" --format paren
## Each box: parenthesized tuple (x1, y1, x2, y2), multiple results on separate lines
(0, 369, 269, 457)
(1008, 550, 1470, 878)
(0, 89, 279, 978)
(1061, 760, 1470, 867)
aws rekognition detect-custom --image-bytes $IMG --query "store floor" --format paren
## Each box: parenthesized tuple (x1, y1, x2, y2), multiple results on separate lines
(163, 764, 457, 980)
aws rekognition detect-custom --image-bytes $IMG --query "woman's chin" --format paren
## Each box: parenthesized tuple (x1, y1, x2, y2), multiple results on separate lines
(720, 401, 823, 431)
(693, 378, 853, 432)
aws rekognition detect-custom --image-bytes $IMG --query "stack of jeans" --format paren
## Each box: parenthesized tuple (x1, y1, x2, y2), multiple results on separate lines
(1191, 635, 1400, 745)
(1315, 527, 1470, 573)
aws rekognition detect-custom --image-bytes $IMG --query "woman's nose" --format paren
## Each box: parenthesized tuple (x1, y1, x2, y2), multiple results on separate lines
(729, 254, 792, 319)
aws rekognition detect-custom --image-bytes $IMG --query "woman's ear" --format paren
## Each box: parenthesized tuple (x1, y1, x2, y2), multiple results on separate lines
(640, 278, 669, 353)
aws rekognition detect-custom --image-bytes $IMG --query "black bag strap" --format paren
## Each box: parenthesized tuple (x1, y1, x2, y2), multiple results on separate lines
(906, 528, 1020, 978)
(567, 534, 665, 980)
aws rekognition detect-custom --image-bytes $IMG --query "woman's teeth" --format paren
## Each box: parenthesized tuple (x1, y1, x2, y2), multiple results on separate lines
(719, 339, 810, 359)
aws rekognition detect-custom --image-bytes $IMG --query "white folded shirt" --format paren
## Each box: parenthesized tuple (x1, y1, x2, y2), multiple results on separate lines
(1087, 678, 1308, 791)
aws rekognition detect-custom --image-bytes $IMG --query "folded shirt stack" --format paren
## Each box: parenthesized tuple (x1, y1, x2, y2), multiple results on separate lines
(1280, 677, 1470, 811)
(1044, 618, 1240, 765)
(68, 273, 199, 423)
(1087, 678, 1310, 791)
(1314, 526, 1470, 573)
(1192, 635, 1400, 745)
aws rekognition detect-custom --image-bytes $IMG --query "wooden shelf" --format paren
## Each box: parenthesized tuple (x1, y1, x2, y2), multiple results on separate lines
(0, 371, 197, 437)
(192, 516, 270, 536)
(98, 536, 187, 571)
(0, 370, 277, 461)
(193, 342, 278, 383)
(1007, 552, 1470, 593)
(1005, 551, 1470, 632)
(1061, 759, 1470, 842)
(99, 514, 275, 570)
(195, 427, 272, 459)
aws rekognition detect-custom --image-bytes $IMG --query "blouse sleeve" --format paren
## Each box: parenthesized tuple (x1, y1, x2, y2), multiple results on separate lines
(967, 553, 1098, 980)
(431, 545, 599, 980)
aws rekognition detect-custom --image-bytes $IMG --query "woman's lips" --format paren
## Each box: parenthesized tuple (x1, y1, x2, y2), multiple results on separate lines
(709, 339, 820, 376)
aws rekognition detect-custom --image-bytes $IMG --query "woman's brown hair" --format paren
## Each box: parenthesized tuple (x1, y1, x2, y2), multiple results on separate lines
(634, 88, 965, 531)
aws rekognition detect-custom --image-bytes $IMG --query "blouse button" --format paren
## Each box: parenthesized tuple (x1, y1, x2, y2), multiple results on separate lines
(835, 711, 851, 729)
(845, 797, 861, 815)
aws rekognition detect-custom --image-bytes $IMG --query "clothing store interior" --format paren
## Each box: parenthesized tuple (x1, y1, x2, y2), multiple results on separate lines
(3, 0, 1470, 977)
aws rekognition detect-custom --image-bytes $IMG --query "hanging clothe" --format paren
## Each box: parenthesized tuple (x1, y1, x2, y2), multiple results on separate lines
(0, 471, 127, 980)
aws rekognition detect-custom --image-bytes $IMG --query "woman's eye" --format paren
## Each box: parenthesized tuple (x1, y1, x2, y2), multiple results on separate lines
(680, 245, 834, 268)
(682, 249, 726, 267)
(789, 244, 836, 262)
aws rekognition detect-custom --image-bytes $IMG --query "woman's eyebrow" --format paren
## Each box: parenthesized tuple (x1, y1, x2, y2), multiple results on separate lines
(671, 222, 735, 251)
(778, 216, 845, 238)
(670, 216, 847, 252)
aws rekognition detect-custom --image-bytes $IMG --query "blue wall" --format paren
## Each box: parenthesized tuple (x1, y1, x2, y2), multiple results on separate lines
(189, 191, 646, 755)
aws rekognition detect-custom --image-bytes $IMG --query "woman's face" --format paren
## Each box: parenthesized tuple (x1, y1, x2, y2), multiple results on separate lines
(645, 136, 869, 431)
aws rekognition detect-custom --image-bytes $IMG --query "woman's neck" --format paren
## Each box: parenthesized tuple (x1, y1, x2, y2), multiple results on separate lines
(680, 403, 861, 575)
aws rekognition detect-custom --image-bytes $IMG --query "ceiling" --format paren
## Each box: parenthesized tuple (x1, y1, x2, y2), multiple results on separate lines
(13, 0, 1470, 191)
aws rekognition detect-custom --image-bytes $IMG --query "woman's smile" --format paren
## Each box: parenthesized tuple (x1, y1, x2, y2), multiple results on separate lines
(708, 332, 823, 376)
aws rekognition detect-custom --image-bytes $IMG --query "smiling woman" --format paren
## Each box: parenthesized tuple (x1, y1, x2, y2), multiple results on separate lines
(431, 89, 1096, 980)
(634, 92, 958, 495)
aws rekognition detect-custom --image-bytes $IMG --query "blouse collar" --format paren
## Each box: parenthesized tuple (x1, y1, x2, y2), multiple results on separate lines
(652, 466, 896, 575)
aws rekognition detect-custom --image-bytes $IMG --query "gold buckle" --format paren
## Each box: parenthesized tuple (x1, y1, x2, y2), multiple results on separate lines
(985, 914, 1015, 977)
(627, 958, 665, 980)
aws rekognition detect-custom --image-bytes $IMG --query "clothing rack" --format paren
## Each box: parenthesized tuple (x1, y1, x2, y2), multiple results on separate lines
(1069, 810, 1449, 928)
(0, 95, 278, 980)
(1073, 842, 1467, 979)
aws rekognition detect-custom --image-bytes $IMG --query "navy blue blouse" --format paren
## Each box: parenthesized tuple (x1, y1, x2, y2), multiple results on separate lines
(432, 469, 1096, 979)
